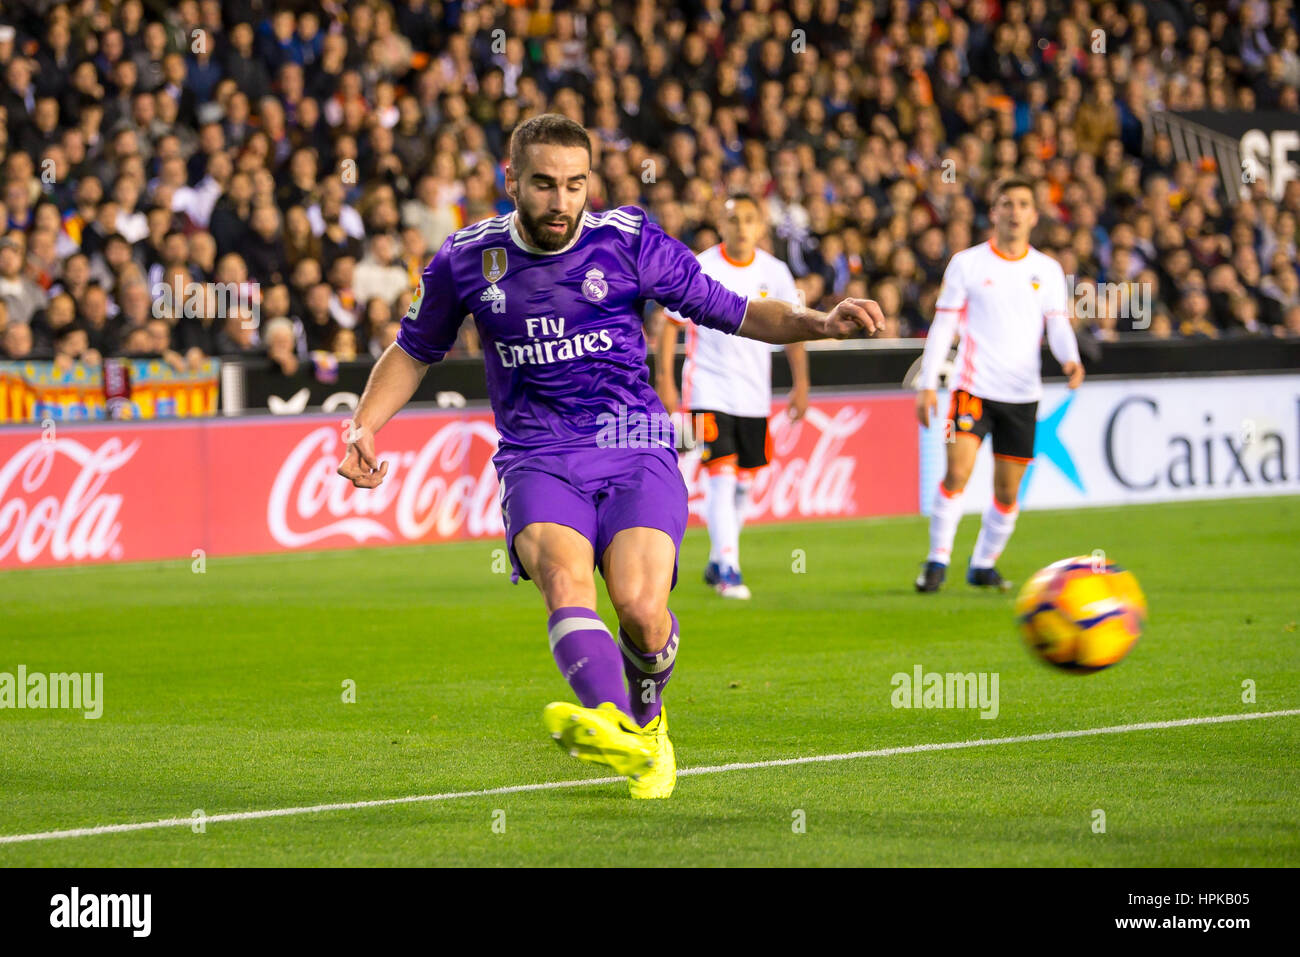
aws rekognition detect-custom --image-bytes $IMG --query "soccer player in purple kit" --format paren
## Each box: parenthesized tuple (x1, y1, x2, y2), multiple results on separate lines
(337, 115, 884, 799)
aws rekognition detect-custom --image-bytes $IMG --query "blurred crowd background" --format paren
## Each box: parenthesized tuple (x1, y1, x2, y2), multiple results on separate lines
(0, 0, 1298, 376)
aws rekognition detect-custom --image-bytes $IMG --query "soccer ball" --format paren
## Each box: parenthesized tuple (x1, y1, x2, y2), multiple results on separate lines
(1015, 556, 1147, 672)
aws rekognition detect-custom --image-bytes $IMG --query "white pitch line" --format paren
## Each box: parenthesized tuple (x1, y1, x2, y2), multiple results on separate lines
(2, 709, 1296, 846)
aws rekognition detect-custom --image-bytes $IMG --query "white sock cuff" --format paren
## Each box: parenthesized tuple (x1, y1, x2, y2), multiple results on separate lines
(617, 626, 679, 675)
(547, 613, 609, 651)
(933, 484, 964, 508)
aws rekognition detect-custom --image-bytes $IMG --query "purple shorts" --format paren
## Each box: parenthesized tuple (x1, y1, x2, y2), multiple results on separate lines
(498, 445, 688, 587)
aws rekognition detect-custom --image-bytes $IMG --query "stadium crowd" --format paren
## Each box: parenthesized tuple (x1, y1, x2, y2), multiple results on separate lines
(0, 0, 1298, 374)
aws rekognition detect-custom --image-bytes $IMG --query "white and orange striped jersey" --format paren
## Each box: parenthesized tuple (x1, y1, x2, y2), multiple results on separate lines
(665, 244, 799, 417)
(918, 240, 1080, 404)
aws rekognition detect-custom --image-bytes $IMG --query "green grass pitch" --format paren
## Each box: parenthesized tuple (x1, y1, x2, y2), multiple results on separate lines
(1, 496, 1297, 866)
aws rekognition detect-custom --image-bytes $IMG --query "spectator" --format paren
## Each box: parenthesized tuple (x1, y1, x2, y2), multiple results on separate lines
(0, 236, 45, 324)
(52, 323, 99, 370)
(301, 281, 340, 353)
(363, 297, 393, 359)
(0, 0, 1289, 369)
(1283, 304, 1300, 338)
(215, 310, 259, 357)
(208, 171, 255, 256)
(245, 204, 289, 286)
(263, 315, 299, 375)
(354, 233, 409, 307)
(374, 319, 401, 355)
(331, 326, 358, 361)
(1261, 263, 1300, 327)
(2, 320, 33, 359)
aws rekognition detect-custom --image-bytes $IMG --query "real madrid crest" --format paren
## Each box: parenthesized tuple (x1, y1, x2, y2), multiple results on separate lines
(483, 247, 507, 284)
(581, 267, 608, 302)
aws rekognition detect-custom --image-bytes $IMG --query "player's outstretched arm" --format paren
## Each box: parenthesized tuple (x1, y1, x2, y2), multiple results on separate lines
(337, 343, 430, 488)
(737, 296, 884, 344)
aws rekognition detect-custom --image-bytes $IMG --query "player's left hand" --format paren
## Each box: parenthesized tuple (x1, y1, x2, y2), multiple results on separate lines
(787, 386, 809, 421)
(1062, 361, 1085, 389)
(337, 419, 389, 489)
(823, 298, 885, 338)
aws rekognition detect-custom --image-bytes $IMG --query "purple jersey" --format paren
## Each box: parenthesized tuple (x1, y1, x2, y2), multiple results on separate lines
(397, 206, 748, 469)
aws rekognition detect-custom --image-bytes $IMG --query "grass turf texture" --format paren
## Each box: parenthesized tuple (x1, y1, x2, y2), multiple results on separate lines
(0, 496, 1296, 867)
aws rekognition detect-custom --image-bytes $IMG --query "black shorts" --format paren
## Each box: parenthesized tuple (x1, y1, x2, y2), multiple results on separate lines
(946, 389, 1037, 462)
(688, 409, 772, 470)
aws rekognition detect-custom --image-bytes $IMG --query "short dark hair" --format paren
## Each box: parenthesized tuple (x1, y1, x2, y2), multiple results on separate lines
(508, 113, 591, 175)
(992, 175, 1036, 200)
(724, 192, 761, 212)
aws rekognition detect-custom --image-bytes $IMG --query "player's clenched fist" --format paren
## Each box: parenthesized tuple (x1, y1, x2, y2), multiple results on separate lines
(823, 298, 885, 338)
(336, 419, 389, 489)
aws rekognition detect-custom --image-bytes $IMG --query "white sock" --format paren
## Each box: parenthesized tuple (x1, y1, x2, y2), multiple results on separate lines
(971, 500, 1019, 569)
(706, 469, 740, 569)
(734, 475, 753, 532)
(927, 483, 965, 564)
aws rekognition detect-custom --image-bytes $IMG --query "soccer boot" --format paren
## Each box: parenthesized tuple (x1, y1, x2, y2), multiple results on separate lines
(542, 701, 655, 782)
(967, 565, 1013, 591)
(703, 561, 723, 586)
(915, 560, 947, 592)
(628, 707, 677, 800)
(715, 565, 752, 599)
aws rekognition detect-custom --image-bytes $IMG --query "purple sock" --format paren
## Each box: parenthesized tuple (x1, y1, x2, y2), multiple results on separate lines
(548, 607, 632, 714)
(617, 610, 679, 726)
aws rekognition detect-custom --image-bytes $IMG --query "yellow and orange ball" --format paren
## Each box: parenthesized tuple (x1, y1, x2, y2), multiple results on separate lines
(1015, 557, 1147, 672)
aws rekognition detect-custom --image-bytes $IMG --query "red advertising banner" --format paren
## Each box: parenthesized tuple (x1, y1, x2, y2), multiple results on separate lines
(0, 392, 918, 569)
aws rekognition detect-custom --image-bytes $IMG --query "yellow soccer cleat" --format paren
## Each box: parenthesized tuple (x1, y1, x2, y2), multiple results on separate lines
(542, 701, 655, 783)
(628, 707, 676, 800)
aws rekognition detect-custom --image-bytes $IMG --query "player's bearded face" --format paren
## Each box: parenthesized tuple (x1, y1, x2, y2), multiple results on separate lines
(517, 202, 582, 251)
(511, 145, 590, 251)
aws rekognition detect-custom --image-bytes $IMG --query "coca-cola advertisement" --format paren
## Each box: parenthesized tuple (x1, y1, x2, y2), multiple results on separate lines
(0, 393, 918, 569)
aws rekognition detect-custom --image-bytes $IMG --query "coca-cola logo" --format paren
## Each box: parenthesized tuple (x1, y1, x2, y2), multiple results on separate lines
(681, 404, 869, 519)
(0, 438, 138, 563)
(267, 423, 504, 547)
(271, 404, 871, 548)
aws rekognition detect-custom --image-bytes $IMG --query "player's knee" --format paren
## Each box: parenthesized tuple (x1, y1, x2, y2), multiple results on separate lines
(992, 477, 1020, 508)
(615, 596, 671, 653)
(942, 471, 970, 494)
(533, 560, 594, 608)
